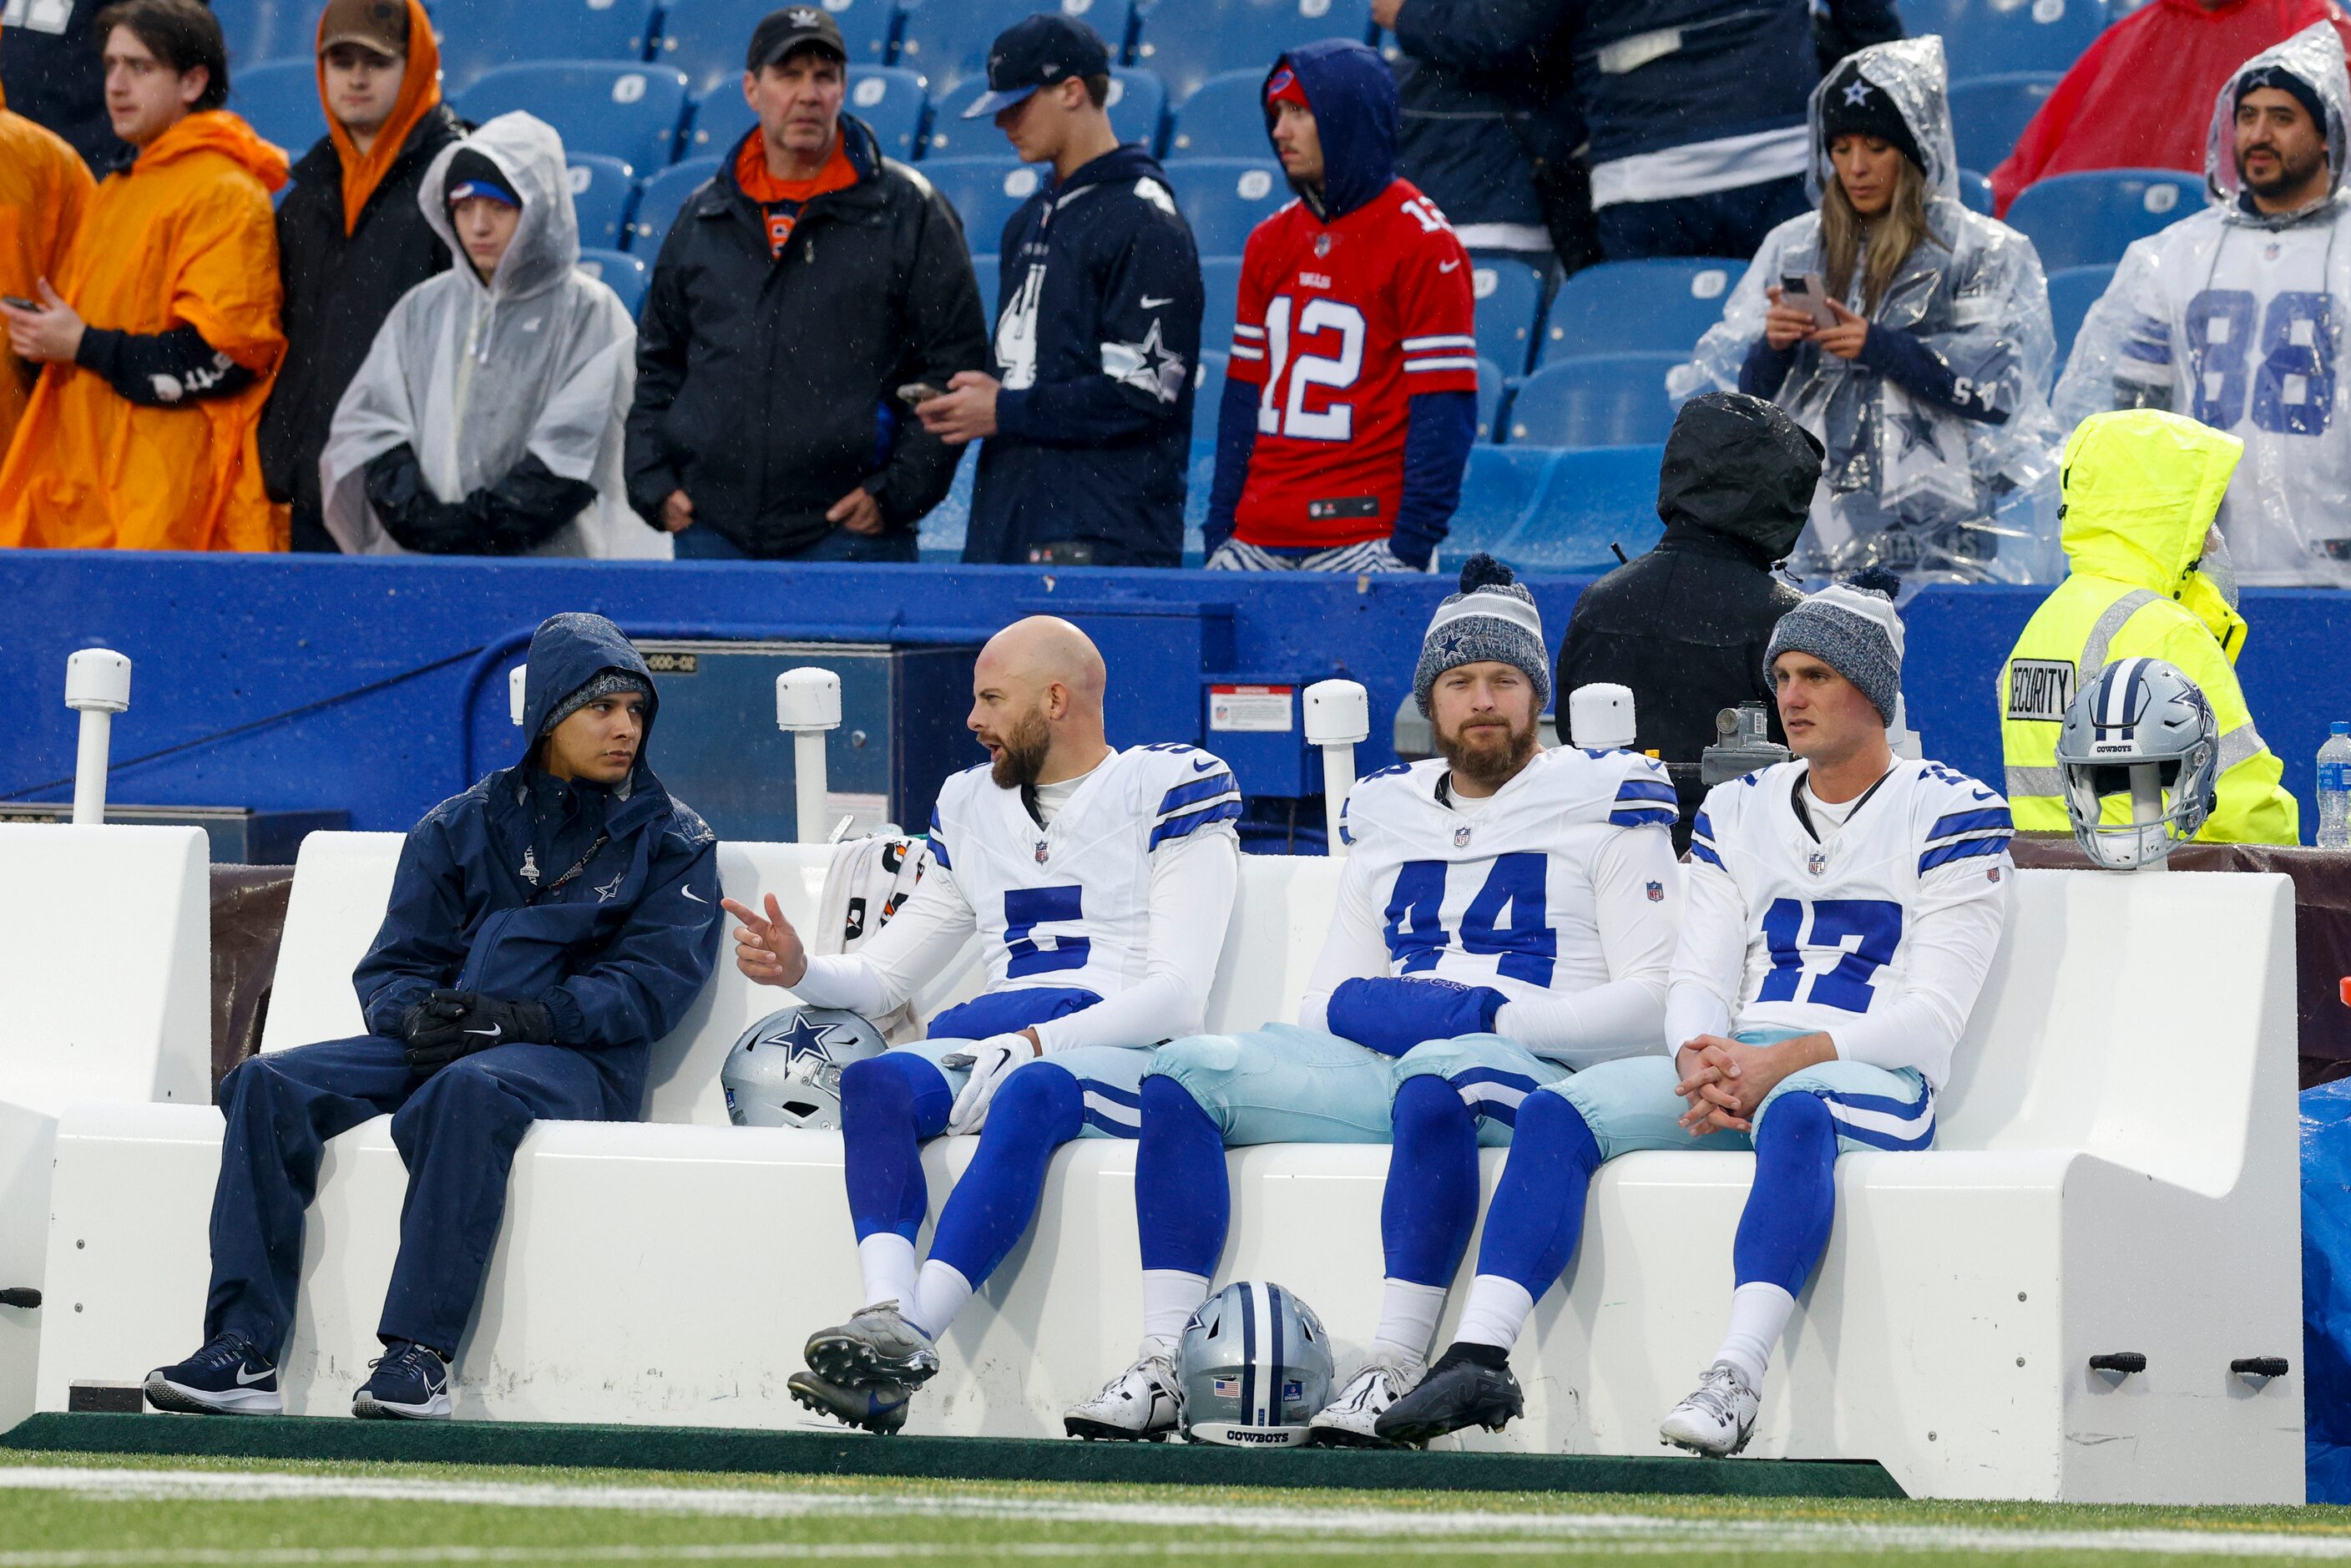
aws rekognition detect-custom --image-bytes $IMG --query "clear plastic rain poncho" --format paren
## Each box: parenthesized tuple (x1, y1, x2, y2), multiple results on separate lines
(320, 112, 665, 559)
(1669, 36, 2065, 585)
(2054, 22, 2351, 588)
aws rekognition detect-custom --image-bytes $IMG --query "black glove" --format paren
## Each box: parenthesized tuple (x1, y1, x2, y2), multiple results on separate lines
(401, 989, 555, 1071)
(364, 443, 596, 557)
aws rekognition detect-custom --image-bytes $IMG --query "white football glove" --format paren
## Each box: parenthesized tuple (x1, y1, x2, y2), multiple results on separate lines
(945, 1034, 1032, 1134)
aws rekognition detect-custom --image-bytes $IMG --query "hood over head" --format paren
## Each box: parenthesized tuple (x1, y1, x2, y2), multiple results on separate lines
(2058, 408, 2244, 594)
(1656, 391, 1824, 560)
(318, 0, 442, 235)
(2207, 21, 2349, 216)
(1806, 35, 1958, 207)
(520, 613, 660, 768)
(1262, 38, 1396, 220)
(418, 112, 579, 301)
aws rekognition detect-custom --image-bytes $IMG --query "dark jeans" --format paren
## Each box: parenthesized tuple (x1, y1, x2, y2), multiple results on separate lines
(1595, 174, 1811, 261)
(204, 1034, 623, 1360)
(672, 523, 920, 563)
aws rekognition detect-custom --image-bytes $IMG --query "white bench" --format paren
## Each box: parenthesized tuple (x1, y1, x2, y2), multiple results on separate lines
(0, 825, 211, 1431)
(30, 839, 2300, 1504)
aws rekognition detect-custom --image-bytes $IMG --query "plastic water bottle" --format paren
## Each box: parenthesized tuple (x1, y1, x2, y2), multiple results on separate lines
(2319, 723, 2351, 849)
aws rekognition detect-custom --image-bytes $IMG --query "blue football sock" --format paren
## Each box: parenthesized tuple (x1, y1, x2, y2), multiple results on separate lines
(1383, 1075, 1480, 1287)
(926, 1062, 1084, 1287)
(1136, 1074, 1228, 1276)
(1473, 1090, 1601, 1296)
(1733, 1091, 1838, 1296)
(840, 1052, 953, 1245)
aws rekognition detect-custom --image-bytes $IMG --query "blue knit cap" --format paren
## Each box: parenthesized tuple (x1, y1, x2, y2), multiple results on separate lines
(1412, 554, 1552, 716)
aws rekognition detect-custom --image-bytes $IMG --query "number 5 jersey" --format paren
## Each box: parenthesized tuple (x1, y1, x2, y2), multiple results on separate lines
(2055, 23, 2351, 586)
(1678, 761, 2013, 1090)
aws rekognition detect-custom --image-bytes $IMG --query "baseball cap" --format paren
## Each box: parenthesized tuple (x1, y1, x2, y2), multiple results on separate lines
(747, 5, 848, 73)
(962, 13, 1110, 119)
(318, 0, 407, 57)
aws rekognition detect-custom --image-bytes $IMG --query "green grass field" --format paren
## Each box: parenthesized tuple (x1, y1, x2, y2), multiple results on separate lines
(2, 1451, 2349, 1568)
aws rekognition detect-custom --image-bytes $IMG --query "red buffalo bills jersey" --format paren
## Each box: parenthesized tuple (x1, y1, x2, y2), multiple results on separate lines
(1226, 179, 1478, 551)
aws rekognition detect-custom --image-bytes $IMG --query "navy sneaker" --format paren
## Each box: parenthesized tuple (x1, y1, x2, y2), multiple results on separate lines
(352, 1341, 453, 1420)
(144, 1333, 281, 1415)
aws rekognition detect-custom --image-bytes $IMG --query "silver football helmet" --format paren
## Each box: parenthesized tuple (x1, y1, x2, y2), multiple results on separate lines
(2055, 656, 2218, 872)
(1176, 1281, 1333, 1447)
(720, 1007, 888, 1129)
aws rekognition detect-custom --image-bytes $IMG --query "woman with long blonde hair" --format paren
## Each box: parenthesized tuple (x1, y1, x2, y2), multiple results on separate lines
(1671, 36, 2065, 584)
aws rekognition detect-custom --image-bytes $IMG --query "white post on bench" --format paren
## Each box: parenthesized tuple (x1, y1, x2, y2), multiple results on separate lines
(1303, 678, 1369, 857)
(63, 648, 132, 826)
(776, 667, 842, 846)
(1568, 682, 1635, 751)
(508, 665, 528, 727)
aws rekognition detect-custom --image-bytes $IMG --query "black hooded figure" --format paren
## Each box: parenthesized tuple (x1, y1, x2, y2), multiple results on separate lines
(1555, 392, 1824, 847)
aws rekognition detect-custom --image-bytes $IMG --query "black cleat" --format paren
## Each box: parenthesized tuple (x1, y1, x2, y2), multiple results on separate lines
(788, 1368, 911, 1434)
(1373, 1343, 1524, 1446)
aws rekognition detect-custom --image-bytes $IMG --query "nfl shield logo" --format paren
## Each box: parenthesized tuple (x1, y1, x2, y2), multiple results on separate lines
(1806, 851, 1828, 878)
(1314, 233, 1332, 257)
(1453, 825, 1472, 847)
(1034, 841, 1049, 865)
(1646, 880, 1664, 903)
(1988, 865, 2002, 883)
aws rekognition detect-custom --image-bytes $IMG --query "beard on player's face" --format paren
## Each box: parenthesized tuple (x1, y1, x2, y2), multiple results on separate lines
(1435, 706, 1539, 791)
(987, 705, 1054, 790)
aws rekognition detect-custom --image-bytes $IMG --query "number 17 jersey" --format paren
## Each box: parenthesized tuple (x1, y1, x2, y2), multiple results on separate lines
(1226, 177, 1478, 552)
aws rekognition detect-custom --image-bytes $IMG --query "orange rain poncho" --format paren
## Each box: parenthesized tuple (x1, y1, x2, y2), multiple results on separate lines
(0, 109, 289, 551)
(0, 74, 95, 454)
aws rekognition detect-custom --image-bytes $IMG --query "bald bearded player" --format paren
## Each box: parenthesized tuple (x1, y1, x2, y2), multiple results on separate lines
(725, 616, 1244, 1433)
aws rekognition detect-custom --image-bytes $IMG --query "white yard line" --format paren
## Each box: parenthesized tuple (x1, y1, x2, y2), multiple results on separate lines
(0, 1465, 2346, 1560)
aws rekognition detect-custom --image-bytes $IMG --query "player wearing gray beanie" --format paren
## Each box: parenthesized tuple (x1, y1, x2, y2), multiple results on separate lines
(1762, 579, 1904, 724)
(1413, 554, 1553, 716)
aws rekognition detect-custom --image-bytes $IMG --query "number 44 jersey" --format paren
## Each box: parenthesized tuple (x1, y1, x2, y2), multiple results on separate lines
(1683, 761, 2013, 1090)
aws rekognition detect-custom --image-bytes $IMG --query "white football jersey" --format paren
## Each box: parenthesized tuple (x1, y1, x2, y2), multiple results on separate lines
(1688, 760, 2011, 1059)
(1334, 746, 1681, 1008)
(927, 744, 1241, 1001)
(2078, 203, 2351, 584)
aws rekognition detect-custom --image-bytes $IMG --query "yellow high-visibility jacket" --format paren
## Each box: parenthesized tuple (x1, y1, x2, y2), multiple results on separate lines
(1999, 409, 2298, 845)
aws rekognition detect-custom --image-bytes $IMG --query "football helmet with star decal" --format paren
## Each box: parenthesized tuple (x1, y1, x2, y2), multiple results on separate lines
(722, 1007, 889, 1128)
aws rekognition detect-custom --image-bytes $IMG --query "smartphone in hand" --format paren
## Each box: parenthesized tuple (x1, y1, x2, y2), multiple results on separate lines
(0, 296, 39, 312)
(897, 381, 945, 407)
(1777, 273, 1839, 329)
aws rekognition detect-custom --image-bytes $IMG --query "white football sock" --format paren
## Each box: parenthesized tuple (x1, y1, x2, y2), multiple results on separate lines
(1141, 1268, 1211, 1354)
(1453, 1275, 1535, 1351)
(1712, 1282, 1796, 1389)
(857, 1233, 918, 1311)
(907, 1259, 973, 1340)
(1370, 1278, 1447, 1366)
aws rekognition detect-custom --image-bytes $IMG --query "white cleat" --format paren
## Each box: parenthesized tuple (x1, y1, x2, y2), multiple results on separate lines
(1064, 1350, 1181, 1442)
(1659, 1360, 1760, 1457)
(1307, 1353, 1423, 1449)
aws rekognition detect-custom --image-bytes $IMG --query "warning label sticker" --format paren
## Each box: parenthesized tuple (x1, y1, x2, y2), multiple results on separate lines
(1210, 685, 1296, 732)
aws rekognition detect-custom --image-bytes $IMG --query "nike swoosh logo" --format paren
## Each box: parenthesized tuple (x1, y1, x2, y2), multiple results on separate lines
(1192, 758, 1215, 771)
(1140, 295, 1173, 308)
(464, 1025, 503, 1041)
(234, 1365, 272, 1386)
(1438, 260, 1461, 272)
(681, 886, 708, 903)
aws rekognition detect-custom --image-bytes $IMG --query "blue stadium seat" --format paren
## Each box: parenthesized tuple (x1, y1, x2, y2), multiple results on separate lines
(1496, 443, 1666, 573)
(211, 0, 269, 64)
(658, 0, 900, 96)
(457, 63, 694, 170)
(1471, 257, 1545, 376)
(566, 154, 640, 251)
(2006, 168, 2202, 271)
(1166, 68, 1270, 158)
(2047, 262, 2114, 367)
(1131, 0, 1374, 105)
(579, 248, 652, 316)
(1474, 357, 1504, 443)
(1167, 158, 1288, 255)
(1445, 446, 1554, 560)
(1949, 71, 2058, 176)
(1507, 353, 1684, 448)
(1192, 350, 1229, 443)
(922, 159, 1049, 254)
(921, 447, 980, 559)
(927, 67, 1166, 156)
(1958, 168, 1995, 215)
(685, 65, 930, 159)
(434, 0, 660, 93)
(1897, 0, 2106, 80)
(230, 58, 326, 154)
(1201, 255, 1243, 356)
(260, 2, 326, 61)
(898, 0, 1130, 94)
(630, 156, 723, 250)
(1537, 258, 1742, 367)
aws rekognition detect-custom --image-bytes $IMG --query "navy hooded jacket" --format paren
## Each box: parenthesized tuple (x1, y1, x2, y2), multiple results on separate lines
(1203, 40, 1476, 567)
(352, 614, 723, 1113)
(964, 142, 1204, 569)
